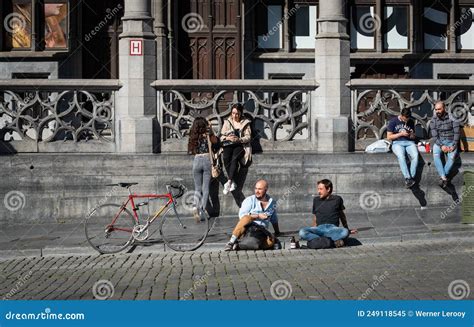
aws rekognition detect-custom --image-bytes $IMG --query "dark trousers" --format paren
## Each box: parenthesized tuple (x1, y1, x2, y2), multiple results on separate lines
(222, 144, 244, 180)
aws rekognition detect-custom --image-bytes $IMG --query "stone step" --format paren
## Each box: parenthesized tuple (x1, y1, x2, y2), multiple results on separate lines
(0, 152, 472, 223)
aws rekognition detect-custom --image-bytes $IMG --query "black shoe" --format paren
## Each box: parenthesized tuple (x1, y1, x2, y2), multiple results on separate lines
(439, 178, 448, 189)
(405, 178, 415, 188)
(224, 242, 234, 251)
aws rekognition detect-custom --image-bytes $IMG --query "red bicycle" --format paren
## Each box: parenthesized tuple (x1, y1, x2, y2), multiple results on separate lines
(84, 180, 209, 254)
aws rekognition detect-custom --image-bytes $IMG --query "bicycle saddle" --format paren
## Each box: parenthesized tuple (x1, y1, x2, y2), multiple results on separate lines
(167, 178, 184, 189)
(106, 182, 139, 188)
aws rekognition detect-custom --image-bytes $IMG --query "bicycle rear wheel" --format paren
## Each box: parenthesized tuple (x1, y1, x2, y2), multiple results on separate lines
(159, 205, 209, 251)
(85, 203, 136, 254)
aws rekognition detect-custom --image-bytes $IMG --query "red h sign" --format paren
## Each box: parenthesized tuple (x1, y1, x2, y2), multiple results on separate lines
(130, 40, 143, 56)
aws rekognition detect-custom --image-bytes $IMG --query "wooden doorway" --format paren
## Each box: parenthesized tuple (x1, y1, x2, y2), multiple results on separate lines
(177, 0, 242, 80)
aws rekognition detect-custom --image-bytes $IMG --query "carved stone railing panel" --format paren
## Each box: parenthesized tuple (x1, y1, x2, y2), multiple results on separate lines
(152, 80, 318, 147)
(0, 80, 121, 152)
(348, 79, 474, 150)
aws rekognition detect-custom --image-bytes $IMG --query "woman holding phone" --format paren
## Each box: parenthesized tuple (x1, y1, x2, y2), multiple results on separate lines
(220, 103, 252, 195)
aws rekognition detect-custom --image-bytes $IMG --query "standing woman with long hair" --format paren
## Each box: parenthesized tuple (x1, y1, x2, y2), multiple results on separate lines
(188, 117, 218, 221)
(220, 103, 252, 195)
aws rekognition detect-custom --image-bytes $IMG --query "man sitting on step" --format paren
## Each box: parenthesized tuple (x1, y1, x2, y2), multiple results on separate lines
(224, 179, 280, 251)
(387, 108, 419, 188)
(299, 179, 357, 248)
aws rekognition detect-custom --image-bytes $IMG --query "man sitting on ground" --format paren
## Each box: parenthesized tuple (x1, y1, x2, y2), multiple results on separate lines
(224, 179, 280, 251)
(299, 179, 356, 248)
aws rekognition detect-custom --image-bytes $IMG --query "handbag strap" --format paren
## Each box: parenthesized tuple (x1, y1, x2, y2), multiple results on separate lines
(228, 119, 236, 132)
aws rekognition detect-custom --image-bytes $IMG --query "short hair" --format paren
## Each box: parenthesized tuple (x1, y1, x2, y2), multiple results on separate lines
(255, 179, 268, 190)
(317, 179, 333, 193)
(401, 108, 411, 118)
(434, 100, 445, 109)
(231, 103, 244, 115)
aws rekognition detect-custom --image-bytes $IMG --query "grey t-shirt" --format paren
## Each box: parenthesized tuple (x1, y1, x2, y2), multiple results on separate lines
(312, 195, 345, 226)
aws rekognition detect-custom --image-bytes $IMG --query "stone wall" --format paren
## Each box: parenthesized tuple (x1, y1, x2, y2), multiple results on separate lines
(0, 153, 471, 224)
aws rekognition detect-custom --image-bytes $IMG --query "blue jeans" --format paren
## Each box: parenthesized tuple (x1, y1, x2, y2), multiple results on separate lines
(192, 155, 211, 212)
(299, 224, 349, 242)
(392, 140, 418, 179)
(433, 143, 457, 179)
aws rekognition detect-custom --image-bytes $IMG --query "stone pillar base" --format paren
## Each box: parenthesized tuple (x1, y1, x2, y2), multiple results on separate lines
(118, 116, 159, 153)
(315, 116, 349, 153)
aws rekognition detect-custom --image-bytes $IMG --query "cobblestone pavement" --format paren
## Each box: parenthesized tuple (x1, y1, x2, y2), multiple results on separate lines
(0, 238, 473, 300)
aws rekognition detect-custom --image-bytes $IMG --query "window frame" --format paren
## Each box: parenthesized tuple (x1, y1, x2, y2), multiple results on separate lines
(255, 0, 284, 51)
(289, 3, 318, 51)
(382, 4, 411, 52)
(422, 0, 451, 52)
(1, 0, 70, 53)
(350, 2, 377, 52)
(43, 0, 69, 51)
(456, 4, 474, 52)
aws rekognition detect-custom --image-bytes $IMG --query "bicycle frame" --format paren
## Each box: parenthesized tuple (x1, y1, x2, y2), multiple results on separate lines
(109, 188, 176, 232)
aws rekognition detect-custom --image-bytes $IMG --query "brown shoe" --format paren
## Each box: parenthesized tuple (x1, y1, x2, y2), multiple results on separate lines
(334, 239, 345, 248)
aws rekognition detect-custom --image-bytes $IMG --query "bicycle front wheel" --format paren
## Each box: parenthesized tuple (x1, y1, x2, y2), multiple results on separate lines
(85, 203, 136, 254)
(159, 205, 209, 252)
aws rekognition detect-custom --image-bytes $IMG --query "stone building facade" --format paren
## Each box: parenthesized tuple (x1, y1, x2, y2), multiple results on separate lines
(0, 0, 473, 153)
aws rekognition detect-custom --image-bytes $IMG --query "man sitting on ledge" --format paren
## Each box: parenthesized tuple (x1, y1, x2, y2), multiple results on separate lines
(299, 179, 356, 248)
(224, 179, 280, 251)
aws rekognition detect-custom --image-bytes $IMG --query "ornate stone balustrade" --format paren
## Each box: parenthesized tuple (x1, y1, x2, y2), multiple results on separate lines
(0, 80, 121, 153)
(348, 79, 474, 150)
(152, 80, 318, 152)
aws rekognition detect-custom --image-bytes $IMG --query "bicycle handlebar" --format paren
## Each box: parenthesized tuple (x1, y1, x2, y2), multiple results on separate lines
(166, 182, 186, 199)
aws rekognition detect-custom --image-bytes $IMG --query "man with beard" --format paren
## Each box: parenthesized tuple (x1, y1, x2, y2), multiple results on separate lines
(430, 101, 460, 188)
(224, 179, 280, 251)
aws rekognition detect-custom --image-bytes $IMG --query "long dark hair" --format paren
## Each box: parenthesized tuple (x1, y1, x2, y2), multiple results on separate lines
(188, 117, 209, 155)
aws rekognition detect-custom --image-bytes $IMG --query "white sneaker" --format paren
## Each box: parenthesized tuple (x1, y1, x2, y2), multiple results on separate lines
(223, 181, 231, 195)
(229, 181, 237, 192)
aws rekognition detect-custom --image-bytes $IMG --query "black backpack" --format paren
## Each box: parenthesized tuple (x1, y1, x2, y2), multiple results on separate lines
(237, 223, 272, 250)
(306, 237, 334, 249)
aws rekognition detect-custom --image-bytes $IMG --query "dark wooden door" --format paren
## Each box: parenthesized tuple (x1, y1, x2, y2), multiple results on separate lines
(177, 0, 242, 80)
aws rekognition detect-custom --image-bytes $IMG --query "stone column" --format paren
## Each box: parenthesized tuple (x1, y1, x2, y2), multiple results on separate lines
(153, 0, 168, 79)
(116, 0, 158, 153)
(312, 0, 351, 152)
